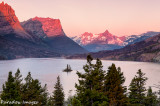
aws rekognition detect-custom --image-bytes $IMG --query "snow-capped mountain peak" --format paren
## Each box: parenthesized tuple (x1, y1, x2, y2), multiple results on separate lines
(74, 30, 125, 46)
(122, 31, 160, 46)
(71, 30, 160, 52)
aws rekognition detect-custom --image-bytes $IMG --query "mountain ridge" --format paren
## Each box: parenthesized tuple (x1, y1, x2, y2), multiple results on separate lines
(71, 30, 124, 52)
(0, 2, 87, 59)
(21, 17, 88, 55)
(73, 30, 124, 46)
(71, 30, 160, 52)
(68, 33, 160, 63)
(0, 2, 34, 40)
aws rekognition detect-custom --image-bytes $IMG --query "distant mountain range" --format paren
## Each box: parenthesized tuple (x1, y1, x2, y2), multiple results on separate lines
(122, 31, 160, 46)
(0, 1, 160, 62)
(71, 30, 160, 52)
(68, 33, 160, 63)
(71, 30, 125, 52)
(0, 2, 87, 59)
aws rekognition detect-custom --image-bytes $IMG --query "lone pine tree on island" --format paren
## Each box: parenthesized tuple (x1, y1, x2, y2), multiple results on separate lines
(1, 55, 160, 106)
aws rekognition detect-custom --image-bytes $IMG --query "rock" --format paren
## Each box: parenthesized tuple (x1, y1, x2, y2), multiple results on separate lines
(69, 34, 160, 63)
(21, 17, 88, 55)
(0, 2, 34, 40)
(71, 30, 125, 52)
(32, 17, 65, 37)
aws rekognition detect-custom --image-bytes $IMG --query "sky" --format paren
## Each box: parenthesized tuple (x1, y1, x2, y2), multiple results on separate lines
(1, 0, 160, 37)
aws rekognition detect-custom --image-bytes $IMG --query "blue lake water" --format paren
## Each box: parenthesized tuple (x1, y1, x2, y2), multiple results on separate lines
(0, 58, 160, 99)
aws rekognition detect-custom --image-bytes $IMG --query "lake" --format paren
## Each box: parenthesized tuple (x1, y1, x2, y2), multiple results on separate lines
(0, 58, 160, 99)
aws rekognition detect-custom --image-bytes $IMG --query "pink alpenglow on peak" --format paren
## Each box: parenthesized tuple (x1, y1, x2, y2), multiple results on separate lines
(0, 2, 24, 31)
(80, 32, 98, 45)
(98, 30, 113, 37)
(78, 30, 125, 46)
(32, 17, 65, 37)
(0, 2, 33, 39)
(95, 30, 124, 45)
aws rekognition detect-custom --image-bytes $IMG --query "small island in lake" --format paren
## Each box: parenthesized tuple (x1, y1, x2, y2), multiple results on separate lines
(63, 64, 73, 72)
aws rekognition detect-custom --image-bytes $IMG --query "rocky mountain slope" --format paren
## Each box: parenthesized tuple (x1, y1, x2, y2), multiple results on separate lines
(69, 33, 160, 63)
(71, 30, 125, 52)
(72, 30, 124, 46)
(21, 17, 88, 55)
(72, 30, 160, 52)
(0, 2, 34, 40)
(122, 31, 160, 46)
(0, 34, 60, 59)
(0, 2, 55, 59)
(0, 2, 87, 59)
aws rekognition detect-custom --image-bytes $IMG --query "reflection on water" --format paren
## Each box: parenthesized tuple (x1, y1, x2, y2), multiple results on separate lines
(0, 58, 160, 99)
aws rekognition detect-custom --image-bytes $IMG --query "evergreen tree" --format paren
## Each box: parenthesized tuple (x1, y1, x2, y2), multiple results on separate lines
(144, 87, 158, 106)
(65, 90, 73, 105)
(47, 96, 53, 106)
(154, 82, 160, 105)
(14, 69, 23, 85)
(14, 69, 23, 100)
(71, 97, 82, 106)
(128, 69, 148, 105)
(41, 84, 49, 105)
(75, 55, 107, 106)
(104, 64, 127, 106)
(1, 71, 21, 101)
(1, 70, 48, 105)
(22, 72, 48, 105)
(52, 76, 64, 106)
